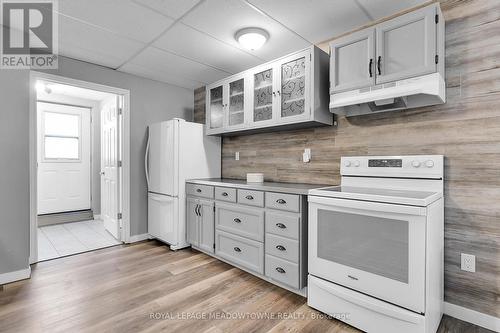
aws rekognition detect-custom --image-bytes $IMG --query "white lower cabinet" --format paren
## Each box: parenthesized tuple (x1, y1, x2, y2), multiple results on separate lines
(216, 230, 264, 274)
(187, 182, 308, 294)
(186, 197, 214, 254)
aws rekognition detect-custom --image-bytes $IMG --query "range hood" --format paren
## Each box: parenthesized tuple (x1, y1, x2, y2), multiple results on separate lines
(329, 73, 446, 117)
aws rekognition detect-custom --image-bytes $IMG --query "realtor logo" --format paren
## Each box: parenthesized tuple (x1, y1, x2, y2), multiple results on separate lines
(1, 0, 58, 69)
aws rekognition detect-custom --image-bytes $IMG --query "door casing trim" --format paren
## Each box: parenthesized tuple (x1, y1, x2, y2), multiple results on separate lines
(29, 71, 131, 264)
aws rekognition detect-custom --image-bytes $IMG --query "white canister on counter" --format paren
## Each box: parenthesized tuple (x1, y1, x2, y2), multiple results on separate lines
(246, 173, 264, 183)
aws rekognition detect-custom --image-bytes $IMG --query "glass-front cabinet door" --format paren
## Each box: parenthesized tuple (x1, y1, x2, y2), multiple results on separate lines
(277, 51, 310, 123)
(252, 66, 276, 126)
(227, 77, 246, 129)
(206, 84, 224, 134)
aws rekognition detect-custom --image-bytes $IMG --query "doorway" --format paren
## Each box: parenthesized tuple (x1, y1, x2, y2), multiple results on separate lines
(29, 72, 131, 263)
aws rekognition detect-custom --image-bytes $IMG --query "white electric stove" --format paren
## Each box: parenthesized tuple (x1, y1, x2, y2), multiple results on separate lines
(307, 155, 444, 333)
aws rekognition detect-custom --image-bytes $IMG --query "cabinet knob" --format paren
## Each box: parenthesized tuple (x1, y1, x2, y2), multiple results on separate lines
(196, 188, 202, 193)
(276, 223, 286, 229)
(233, 218, 241, 223)
(276, 199, 286, 204)
(233, 247, 241, 252)
(275, 267, 285, 274)
(221, 192, 228, 197)
(245, 195, 254, 200)
(276, 245, 286, 251)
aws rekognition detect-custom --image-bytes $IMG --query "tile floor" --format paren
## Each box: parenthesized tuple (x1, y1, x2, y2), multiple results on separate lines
(37, 219, 121, 261)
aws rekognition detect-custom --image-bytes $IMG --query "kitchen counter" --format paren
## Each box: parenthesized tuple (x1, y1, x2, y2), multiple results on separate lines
(186, 178, 332, 195)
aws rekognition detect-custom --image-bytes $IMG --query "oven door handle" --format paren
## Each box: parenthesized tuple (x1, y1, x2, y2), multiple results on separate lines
(308, 195, 426, 216)
(312, 277, 422, 324)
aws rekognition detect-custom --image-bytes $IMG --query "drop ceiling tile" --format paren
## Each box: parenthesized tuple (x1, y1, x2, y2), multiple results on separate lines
(247, 0, 371, 43)
(154, 23, 262, 74)
(119, 62, 203, 89)
(356, 0, 428, 21)
(58, 15, 146, 68)
(132, 0, 200, 19)
(125, 46, 229, 84)
(181, 0, 310, 61)
(58, 0, 174, 43)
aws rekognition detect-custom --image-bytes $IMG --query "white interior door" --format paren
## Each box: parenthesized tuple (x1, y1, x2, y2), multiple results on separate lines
(37, 102, 91, 215)
(101, 96, 121, 240)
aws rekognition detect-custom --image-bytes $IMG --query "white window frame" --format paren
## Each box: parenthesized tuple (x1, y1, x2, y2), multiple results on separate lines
(41, 110, 82, 162)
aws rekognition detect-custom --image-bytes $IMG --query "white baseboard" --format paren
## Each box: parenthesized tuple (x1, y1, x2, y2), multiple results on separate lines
(127, 233, 149, 243)
(0, 267, 31, 285)
(444, 302, 500, 332)
(93, 214, 101, 220)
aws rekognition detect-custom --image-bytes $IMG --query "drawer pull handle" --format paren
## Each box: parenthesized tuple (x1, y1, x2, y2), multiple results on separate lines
(234, 247, 241, 252)
(276, 223, 286, 229)
(196, 189, 202, 193)
(233, 218, 241, 223)
(276, 245, 286, 251)
(276, 267, 286, 274)
(245, 195, 254, 200)
(276, 199, 286, 204)
(221, 192, 228, 197)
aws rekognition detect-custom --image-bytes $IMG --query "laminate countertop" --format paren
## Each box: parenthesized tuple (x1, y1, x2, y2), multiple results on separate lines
(186, 178, 333, 195)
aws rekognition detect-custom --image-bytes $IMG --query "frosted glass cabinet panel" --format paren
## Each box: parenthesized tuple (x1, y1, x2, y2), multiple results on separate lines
(228, 78, 245, 126)
(278, 52, 310, 122)
(253, 68, 274, 123)
(208, 85, 224, 131)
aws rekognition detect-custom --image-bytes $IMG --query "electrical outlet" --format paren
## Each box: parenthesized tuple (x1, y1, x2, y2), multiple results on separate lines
(235, 152, 239, 161)
(461, 253, 476, 272)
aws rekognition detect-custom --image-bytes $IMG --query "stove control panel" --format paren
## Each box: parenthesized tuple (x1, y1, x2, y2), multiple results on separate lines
(341, 155, 444, 179)
(368, 159, 402, 168)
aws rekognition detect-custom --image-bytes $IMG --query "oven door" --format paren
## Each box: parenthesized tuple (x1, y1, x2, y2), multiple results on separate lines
(308, 195, 426, 313)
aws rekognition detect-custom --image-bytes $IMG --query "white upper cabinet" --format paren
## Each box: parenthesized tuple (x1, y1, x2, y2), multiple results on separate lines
(206, 74, 249, 135)
(376, 5, 437, 84)
(251, 65, 277, 127)
(330, 3, 441, 93)
(276, 50, 311, 123)
(330, 28, 375, 93)
(206, 84, 224, 134)
(206, 46, 332, 136)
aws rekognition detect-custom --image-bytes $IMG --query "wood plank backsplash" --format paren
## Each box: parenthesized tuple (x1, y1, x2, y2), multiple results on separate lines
(193, 0, 500, 317)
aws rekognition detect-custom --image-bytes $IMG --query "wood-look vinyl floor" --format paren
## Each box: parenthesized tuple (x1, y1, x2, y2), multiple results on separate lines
(0, 241, 494, 333)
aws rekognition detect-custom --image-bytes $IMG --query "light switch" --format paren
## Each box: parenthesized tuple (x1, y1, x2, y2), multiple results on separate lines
(303, 148, 311, 163)
(235, 152, 240, 161)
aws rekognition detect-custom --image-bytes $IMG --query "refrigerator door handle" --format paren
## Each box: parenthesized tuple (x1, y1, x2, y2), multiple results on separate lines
(149, 193, 175, 202)
(145, 130, 151, 189)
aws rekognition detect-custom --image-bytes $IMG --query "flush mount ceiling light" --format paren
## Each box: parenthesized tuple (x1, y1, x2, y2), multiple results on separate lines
(235, 28, 269, 51)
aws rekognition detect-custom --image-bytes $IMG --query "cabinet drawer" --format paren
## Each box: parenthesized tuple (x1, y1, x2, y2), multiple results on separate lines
(265, 234, 299, 263)
(265, 192, 300, 212)
(216, 203, 264, 241)
(238, 189, 264, 207)
(215, 187, 236, 202)
(265, 211, 300, 240)
(216, 230, 264, 274)
(186, 183, 214, 199)
(265, 255, 299, 289)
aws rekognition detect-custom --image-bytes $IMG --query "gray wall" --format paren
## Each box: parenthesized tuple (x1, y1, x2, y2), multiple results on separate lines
(0, 56, 193, 275)
(0, 70, 31, 275)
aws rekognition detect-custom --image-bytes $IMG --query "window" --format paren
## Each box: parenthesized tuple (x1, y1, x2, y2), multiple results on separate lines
(43, 112, 80, 160)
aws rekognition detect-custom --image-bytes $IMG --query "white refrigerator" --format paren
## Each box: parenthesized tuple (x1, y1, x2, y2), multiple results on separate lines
(145, 118, 220, 250)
